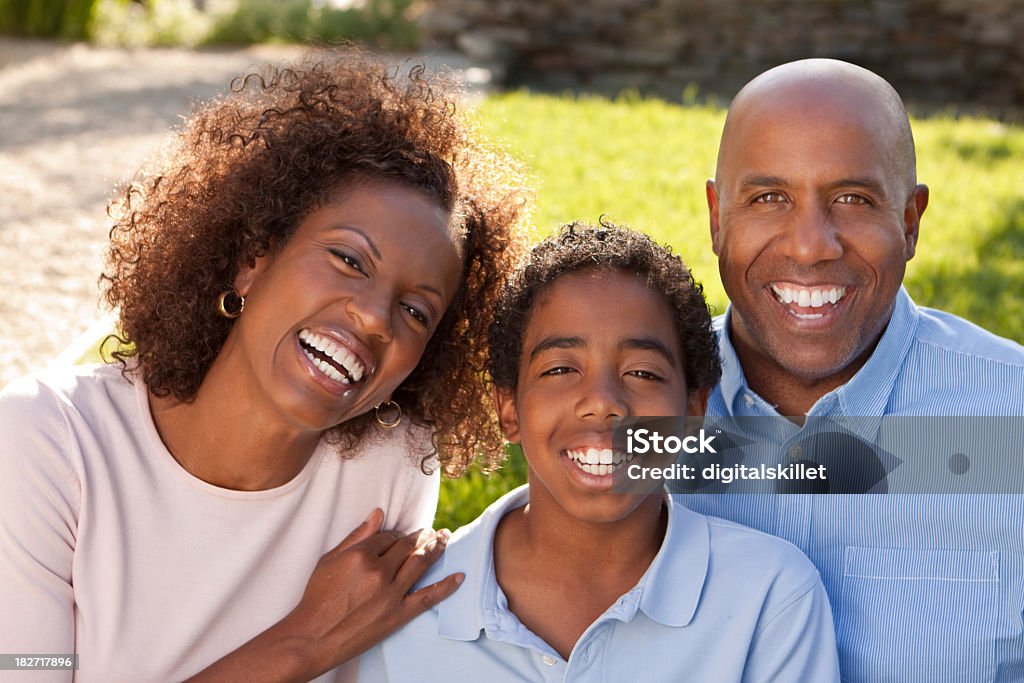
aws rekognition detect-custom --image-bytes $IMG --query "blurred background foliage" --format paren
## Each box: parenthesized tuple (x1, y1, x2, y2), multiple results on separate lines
(0, 0, 419, 48)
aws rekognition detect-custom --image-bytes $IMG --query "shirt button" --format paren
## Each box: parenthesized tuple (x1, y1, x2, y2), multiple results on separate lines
(744, 393, 755, 406)
(788, 444, 804, 459)
(542, 655, 556, 666)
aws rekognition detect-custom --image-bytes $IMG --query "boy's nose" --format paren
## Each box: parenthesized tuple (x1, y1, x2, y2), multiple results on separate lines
(575, 372, 627, 421)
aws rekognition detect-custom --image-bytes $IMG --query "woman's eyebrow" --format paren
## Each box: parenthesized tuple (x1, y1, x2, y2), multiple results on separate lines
(330, 225, 382, 259)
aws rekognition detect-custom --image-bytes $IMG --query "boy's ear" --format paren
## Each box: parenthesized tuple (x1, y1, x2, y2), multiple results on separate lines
(492, 386, 521, 443)
(686, 386, 710, 417)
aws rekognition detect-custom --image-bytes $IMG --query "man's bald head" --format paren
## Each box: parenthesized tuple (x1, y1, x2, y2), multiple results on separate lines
(706, 58, 930, 413)
(718, 59, 917, 199)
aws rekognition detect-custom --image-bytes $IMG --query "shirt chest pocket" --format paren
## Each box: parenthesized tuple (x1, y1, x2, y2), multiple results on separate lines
(838, 546, 999, 683)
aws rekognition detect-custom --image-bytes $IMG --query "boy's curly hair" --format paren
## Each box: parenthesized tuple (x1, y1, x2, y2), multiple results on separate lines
(488, 220, 721, 395)
(101, 49, 530, 475)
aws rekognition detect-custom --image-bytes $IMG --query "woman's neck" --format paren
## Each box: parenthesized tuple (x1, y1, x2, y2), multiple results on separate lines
(148, 352, 322, 491)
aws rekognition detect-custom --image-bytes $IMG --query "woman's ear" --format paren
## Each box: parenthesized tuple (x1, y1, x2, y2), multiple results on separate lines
(492, 386, 521, 443)
(233, 251, 273, 298)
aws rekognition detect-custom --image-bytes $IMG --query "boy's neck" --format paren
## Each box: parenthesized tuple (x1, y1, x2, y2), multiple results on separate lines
(492, 489, 667, 661)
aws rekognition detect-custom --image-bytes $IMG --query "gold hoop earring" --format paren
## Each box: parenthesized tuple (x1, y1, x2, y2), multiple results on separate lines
(375, 400, 402, 428)
(217, 290, 245, 319)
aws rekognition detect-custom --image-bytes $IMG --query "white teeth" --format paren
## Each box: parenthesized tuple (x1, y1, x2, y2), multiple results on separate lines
(771, 284, 847, 310)
(298, 329, 365, 382)
(302, 349, 350, 384)
(566, 448, 630, 476)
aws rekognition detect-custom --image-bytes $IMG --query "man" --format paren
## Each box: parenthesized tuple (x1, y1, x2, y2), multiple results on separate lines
(684, 58, 1024, 682)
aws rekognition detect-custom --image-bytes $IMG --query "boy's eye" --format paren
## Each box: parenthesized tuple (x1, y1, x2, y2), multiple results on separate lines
(627, 369, 663, 381)
(401, 302, 429, 328)
(541, 366, 575, 377)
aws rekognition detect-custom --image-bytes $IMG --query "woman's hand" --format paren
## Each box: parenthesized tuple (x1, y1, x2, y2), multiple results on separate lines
(186, 508, 463, 682)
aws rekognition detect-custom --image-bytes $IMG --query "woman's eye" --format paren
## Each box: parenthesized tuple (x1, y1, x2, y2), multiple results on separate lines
(401, 303, 429, 328)
(330, 249, 364, 274)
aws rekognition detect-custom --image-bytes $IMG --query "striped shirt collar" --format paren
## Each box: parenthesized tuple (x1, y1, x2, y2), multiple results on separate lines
(716, 286, 920, 418)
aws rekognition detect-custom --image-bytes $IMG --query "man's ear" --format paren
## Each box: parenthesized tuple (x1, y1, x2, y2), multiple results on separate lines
(903, 184, 929, 261)
(707, 179, 722, 255)
(686, 386, 710, 417)
(492, 386, 521, 443)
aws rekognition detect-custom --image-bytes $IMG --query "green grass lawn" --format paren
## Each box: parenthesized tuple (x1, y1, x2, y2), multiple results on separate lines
(75, 91, 1024, 529)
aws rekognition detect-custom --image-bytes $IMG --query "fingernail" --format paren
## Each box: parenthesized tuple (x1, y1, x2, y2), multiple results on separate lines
(455, 572, 465, 585)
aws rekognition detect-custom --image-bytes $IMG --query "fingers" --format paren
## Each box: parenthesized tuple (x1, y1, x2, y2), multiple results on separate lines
(401, 571, 465, 616)
(389, 528, 452, 589)
(328, 508, 384, 557)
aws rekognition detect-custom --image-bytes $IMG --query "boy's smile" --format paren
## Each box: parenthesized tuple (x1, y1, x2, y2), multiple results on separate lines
(495, 268, 701, 524)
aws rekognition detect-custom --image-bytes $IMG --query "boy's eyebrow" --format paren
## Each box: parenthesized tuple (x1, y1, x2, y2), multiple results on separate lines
(622, 338, 677, 366)
(528, 336, 585, 361)
(527, 336, 677, 366)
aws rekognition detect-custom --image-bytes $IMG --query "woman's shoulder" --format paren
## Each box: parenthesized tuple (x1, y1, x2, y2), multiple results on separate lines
(1, 362, 136, 410)
(0, 363, 140, 470)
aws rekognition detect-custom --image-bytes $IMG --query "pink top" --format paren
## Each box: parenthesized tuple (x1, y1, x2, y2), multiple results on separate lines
(0, 364, 439, 682)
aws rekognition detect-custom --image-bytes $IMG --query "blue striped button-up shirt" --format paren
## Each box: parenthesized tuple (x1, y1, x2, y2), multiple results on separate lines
(683, 287, 1024, 682)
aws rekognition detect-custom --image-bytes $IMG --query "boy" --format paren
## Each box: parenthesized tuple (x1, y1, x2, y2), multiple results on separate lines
(359, 222, 840, 681)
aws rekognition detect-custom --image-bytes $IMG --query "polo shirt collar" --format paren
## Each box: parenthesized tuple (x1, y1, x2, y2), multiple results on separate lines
(634, 498, 709, 627)
(436, 485, 527, 641)
(436, 486, 712, 640)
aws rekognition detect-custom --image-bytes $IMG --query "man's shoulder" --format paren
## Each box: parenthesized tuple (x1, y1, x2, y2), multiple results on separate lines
(913, 305, 1024, 369)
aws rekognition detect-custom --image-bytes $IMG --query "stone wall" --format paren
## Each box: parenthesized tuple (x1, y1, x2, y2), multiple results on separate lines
(417, 0, 1024, 113)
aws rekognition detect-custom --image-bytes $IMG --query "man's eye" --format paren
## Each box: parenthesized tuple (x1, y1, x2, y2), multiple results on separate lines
(753, 192, 785, 204)
(401, 303, 429, 328)
(541, 366, 574, 376)
(836, 194, 869, 205)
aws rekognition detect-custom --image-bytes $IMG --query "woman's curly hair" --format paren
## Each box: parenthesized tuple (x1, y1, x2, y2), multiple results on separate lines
(488, 220, 721, 395)
(101, 49, 531, 476)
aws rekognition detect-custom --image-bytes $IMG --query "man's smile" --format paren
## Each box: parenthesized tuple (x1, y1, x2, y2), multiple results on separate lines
(769, 282, 849, 320)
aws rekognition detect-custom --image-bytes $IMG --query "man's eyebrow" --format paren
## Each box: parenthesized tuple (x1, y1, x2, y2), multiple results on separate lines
(622, 338, 677, 366)
(826, 177, 888, 198)
(330, 226, 382, 260)
(738, 174, 789, 191)
(528, 336, 585, 361)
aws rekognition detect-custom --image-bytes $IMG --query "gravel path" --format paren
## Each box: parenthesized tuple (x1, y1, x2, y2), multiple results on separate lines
(0, 38, 485, 387)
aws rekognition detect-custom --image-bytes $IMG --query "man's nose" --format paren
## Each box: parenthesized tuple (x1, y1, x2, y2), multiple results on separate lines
(776, 204, 844, 265)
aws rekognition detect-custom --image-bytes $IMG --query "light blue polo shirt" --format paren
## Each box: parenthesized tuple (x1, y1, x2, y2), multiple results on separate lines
(684, 287, 1024, 681)
(359, 486, 839, 682)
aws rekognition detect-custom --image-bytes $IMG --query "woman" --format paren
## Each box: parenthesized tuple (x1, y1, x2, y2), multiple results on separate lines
(0, 50, 528, 681)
